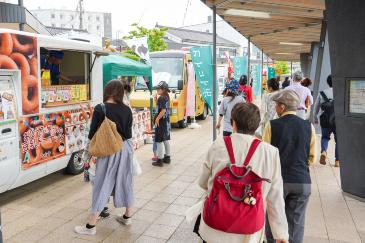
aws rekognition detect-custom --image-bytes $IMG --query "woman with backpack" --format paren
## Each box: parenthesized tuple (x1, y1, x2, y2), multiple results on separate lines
(195, 103, 288, 243)
(216, 79, 245, 136)
(74, 80, 134, 235)
(239, 75, 253, 103)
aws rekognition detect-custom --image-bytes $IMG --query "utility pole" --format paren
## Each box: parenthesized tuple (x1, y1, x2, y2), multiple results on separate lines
(212, 5, 217, 141)
(18, 0, 24, 31)
(78, 0, 84, 30)
(247, 36, 251, 84)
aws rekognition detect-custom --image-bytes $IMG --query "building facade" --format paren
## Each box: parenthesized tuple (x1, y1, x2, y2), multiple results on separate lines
(30, 9, 112, 38)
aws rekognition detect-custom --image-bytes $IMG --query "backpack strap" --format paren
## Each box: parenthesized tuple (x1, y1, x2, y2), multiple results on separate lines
(243, 139, 261, 166)
(223, 136, 235, 164)
(100, 103, 106, 116)
(320, 91, 330, 102)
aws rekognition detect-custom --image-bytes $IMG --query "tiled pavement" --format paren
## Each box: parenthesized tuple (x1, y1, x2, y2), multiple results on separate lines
(1, 118, 364, 243)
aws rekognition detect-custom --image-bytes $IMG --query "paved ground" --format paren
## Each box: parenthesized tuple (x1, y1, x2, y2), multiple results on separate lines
(1, 118, 364, 243)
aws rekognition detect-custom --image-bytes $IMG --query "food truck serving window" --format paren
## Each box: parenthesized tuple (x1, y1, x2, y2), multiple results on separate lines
(40, 48, 91, 107)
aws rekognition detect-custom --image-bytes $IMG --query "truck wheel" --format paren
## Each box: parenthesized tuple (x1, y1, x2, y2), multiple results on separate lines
(178, 119, 187, 128)
(197, 104, 209, 120)
(66, 151, 84, 175)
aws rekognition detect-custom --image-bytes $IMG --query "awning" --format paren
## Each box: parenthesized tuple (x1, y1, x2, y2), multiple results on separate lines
(102, 54, 152, 85)
(203, 0, 325, 61)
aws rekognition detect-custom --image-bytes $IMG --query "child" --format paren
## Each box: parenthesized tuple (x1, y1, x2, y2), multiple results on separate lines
(79, 102, 109, 219)
(152, 81, 171, 167)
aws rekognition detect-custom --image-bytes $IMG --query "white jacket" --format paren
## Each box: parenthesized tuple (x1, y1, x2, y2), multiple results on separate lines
(196, 133, 289, 243)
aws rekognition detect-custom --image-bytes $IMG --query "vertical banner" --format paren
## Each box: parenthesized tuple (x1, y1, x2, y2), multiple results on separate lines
(185, 62, 196, 117)
(251, 64, 262, 97)
(268, 67, 276, 80)
(124, 37, 151, 65)
(190, 46, 214, 110)
(233, 56, 248, 80)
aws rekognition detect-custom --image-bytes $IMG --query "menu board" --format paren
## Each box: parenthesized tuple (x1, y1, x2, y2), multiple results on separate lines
(63, 109, 88, 154)
(349, 80, 365, 114)
(41, 84, 88, 107)
(0, 81, 16, 124)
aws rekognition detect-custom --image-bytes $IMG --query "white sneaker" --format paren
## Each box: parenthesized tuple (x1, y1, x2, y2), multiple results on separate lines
(116, 216, 132, 225)
(74, 225, 96, 235)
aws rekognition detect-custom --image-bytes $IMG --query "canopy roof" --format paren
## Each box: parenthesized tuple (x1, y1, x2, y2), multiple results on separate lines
(203, 0, 325, 61)
(102, 54, 151, 85)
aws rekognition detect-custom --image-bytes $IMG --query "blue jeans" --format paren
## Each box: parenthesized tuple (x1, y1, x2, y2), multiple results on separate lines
(321, 127, 339, 161)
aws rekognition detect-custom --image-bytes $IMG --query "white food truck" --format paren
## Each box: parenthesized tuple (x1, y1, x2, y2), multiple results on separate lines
(0, 29, 104, 193)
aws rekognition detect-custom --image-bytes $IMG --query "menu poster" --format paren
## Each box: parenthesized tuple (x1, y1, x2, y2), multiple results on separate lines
(349, 80, 365, 114)
(79, 85, 87, 101)
(20, 113, 66, 170)
(63, 109, 88, 154)
(0, 90, 16, 123)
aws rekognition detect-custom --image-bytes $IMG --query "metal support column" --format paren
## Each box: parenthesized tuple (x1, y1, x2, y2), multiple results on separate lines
(261, 50, 264, 94)
(291, 61, 293, 79)
(212, 5, 217, 141)
(18, 0, 24, 31)
(312, 14, 327, 120)
(247, 37, 251, 84)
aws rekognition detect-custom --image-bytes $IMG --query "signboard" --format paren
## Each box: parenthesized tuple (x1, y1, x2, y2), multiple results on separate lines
(125, 37, 151, 65)
(349, 80, 365, 114)
(20, 113, 66, 170)
(190, 46, 214, 110)
(63, 109, 88, 154)
(233, 56, 248, 80)
(0, 33, 39, 115)
(268, 67, 276, 80)
(251, 64, 262, 97)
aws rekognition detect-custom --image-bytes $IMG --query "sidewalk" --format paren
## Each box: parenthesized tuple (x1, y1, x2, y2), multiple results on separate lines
(0, 118, 364, 243)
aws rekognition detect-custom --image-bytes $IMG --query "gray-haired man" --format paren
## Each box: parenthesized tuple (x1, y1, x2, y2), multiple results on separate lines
(285, 71, 313, 119)
(263, 89, 316, 243)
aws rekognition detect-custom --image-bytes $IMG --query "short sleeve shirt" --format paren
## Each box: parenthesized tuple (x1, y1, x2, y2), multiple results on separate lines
(219, 96, 245, 132)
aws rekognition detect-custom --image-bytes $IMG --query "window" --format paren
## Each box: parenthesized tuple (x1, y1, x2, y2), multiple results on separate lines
(60, 14, 63, 19)
(51, 13, 55, 18)
(151, 57, 183, 88)
(52, 24, 55, 27)
(71, 25, 74, 29)
(97, 26, 100, 30)
(96, 16, 100, 21)
(70, 15, 74, 20)
(40, 48, 91, 107)
(88, 16, 91, 21)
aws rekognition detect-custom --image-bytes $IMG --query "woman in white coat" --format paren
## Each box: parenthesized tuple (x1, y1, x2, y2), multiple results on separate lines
(196, 103, 289, 243)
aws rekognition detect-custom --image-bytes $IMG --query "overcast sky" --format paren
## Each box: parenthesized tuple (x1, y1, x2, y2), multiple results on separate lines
(10, 0, 213, 37)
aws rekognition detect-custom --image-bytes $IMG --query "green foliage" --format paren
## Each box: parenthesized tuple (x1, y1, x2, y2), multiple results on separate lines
(123, 23, 168, 52)
(275, 61, 289, 74)
(122, 49, 140, 61)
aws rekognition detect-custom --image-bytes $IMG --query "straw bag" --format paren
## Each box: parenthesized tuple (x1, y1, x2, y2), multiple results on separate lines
(88, 103, 123, 157)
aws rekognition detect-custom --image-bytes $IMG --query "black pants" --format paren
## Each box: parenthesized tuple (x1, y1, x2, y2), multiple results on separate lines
(266, 183, 311, 243)
(223, 131, 232, 136)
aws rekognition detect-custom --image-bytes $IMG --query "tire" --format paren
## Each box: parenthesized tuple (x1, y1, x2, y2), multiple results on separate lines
(178, 119, 187, 128)
(197, 104, 209, 120)
(66, 151, 84, 175)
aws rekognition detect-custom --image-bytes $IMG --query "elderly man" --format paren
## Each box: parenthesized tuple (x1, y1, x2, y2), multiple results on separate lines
(263, 89, 316, 243)
(285, 71, 313, 119)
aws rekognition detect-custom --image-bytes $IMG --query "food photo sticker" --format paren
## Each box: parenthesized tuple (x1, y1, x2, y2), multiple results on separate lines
(19, 113, 66, 170)
(63, 109, 87, 154)
(0, 33, 39, 115)
(0, 90, 16, 122)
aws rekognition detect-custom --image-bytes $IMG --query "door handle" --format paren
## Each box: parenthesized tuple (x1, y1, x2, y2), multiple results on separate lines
(1, 128, 11, 134)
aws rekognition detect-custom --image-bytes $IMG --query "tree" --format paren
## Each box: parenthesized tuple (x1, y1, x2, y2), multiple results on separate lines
(275, 61, 289, 74)
(123, 23, 168, 52)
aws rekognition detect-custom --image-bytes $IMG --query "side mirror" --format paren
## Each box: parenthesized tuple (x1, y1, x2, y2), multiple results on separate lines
(177, 80, 184, 90)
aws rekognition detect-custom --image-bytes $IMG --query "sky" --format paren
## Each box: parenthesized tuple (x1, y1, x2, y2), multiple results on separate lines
(10, 0, 214, 37)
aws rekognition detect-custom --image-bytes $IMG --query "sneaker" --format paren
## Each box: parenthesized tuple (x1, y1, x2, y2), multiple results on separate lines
(163, 155, 171, 164)
(152, 156, 158, 162)
(116, 215, 132, 225)
(74, 225, 96, 235)
(320, 151, 327, 165)
(152, 159, 163, 167)
(335, 160, 340, 167)
(99, 207, 110, 219)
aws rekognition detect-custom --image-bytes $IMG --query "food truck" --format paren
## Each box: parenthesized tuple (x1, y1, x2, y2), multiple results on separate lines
(130, 50, 209, 128)
(0, 29, 104, 193)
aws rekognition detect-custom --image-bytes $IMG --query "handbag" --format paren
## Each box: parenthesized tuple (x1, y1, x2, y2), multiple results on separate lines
(88, 103, 123, 157)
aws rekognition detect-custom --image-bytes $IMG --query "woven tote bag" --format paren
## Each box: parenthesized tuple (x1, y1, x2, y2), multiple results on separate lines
(88, 103, 123, 157)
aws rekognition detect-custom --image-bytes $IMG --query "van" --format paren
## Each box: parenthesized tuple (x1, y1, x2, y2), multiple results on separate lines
(130, 50, 208, 128)
(0, 29, 104, 193)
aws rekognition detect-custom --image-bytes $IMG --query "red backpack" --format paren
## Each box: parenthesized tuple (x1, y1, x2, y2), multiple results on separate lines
(203, 136, 271, 234)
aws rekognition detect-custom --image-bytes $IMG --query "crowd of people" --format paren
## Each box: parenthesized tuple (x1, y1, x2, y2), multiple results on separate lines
(73, 71, 338, 243)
